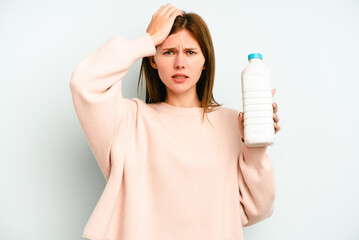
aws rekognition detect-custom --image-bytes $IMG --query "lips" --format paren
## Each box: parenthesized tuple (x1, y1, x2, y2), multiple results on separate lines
(171, 73, 189, 83)
(171, 74, 189, 78)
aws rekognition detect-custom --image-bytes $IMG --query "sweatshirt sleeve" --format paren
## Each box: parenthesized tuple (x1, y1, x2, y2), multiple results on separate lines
(237, 142, 276, 227)
(69, 33, 156, 180)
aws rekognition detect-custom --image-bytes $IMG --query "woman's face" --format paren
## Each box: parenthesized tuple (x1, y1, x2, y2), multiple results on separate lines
(151, 29, 206, 99)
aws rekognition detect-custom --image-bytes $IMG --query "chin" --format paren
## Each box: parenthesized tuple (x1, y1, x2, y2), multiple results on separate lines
(167, 86, 190, 94)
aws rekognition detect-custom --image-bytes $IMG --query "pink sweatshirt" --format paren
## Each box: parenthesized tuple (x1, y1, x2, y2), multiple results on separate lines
(70, 33, 275, 240)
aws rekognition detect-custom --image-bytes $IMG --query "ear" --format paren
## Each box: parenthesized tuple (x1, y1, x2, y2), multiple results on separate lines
(202, 65, 206, 70)
(149, 56, 157, 69)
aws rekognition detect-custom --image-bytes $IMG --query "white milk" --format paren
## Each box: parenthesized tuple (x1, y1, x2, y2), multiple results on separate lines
(241, 53, 275, 147)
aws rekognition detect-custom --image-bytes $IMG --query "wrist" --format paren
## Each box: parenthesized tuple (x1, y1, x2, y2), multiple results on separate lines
(147, 32, 157, 47)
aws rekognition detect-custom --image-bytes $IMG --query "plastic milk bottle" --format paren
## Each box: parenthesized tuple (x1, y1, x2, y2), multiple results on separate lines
(241, 53, 275, 147)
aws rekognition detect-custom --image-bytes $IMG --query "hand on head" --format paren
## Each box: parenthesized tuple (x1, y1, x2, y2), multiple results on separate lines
(146, 4, 184, 46)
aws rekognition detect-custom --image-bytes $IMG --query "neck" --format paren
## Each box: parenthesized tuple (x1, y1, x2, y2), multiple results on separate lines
(164, 93, 201, 108)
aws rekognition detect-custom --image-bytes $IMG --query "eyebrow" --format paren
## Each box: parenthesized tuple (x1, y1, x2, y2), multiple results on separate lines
(161, 47, 198, 51)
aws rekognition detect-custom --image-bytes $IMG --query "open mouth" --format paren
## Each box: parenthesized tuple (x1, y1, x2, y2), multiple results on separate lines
(171, 74, 189, 83)
(171, 74, 189, 79)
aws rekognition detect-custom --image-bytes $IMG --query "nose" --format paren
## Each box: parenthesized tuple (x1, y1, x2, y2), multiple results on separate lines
(174, 53, 185, 69)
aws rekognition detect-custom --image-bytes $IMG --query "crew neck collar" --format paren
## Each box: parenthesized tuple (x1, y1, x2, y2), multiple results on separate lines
(154, 101, 204, 116)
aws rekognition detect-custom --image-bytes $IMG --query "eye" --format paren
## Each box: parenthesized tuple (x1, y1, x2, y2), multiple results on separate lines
(187, 51, 196, 55)
(164, 50, 173, 55)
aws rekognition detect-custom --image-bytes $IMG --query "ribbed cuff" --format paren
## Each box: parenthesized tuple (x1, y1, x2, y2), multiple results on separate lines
(240, 140, 268, 167)
(129, 33, 156, 60)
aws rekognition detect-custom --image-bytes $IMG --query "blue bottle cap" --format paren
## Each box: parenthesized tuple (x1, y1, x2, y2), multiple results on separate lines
(248, 53, 263, 60)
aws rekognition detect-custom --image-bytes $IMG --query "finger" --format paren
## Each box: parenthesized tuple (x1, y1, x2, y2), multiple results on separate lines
(273, 113, 280, 123)
(155, 4, 171, 17)
(272, 89, 276, 97)
(162, 4, 177, 16)
(276, 124, 281, 134)
(153, 5, 166, 17)
(169, 9, 184, 19)
(272, 102, 278, 113)
(238, 112, 244, 122)
(166, 6, 183, 19)
(273, 123, 281, 134)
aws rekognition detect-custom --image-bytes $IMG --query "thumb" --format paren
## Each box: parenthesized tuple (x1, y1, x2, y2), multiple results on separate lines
(238, 112, 244, 122)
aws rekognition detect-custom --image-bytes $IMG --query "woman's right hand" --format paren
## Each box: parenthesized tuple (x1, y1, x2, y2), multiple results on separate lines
(146, 4, 184, 47)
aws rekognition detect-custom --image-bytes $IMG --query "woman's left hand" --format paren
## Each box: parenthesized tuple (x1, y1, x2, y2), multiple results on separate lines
(238, 89, 281, 140)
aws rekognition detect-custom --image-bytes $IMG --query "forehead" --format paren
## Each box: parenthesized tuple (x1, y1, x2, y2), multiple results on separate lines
(159, 29, 200, 49)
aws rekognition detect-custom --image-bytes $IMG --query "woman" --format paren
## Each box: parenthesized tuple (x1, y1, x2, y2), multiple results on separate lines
(70, 4, 280, 240)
